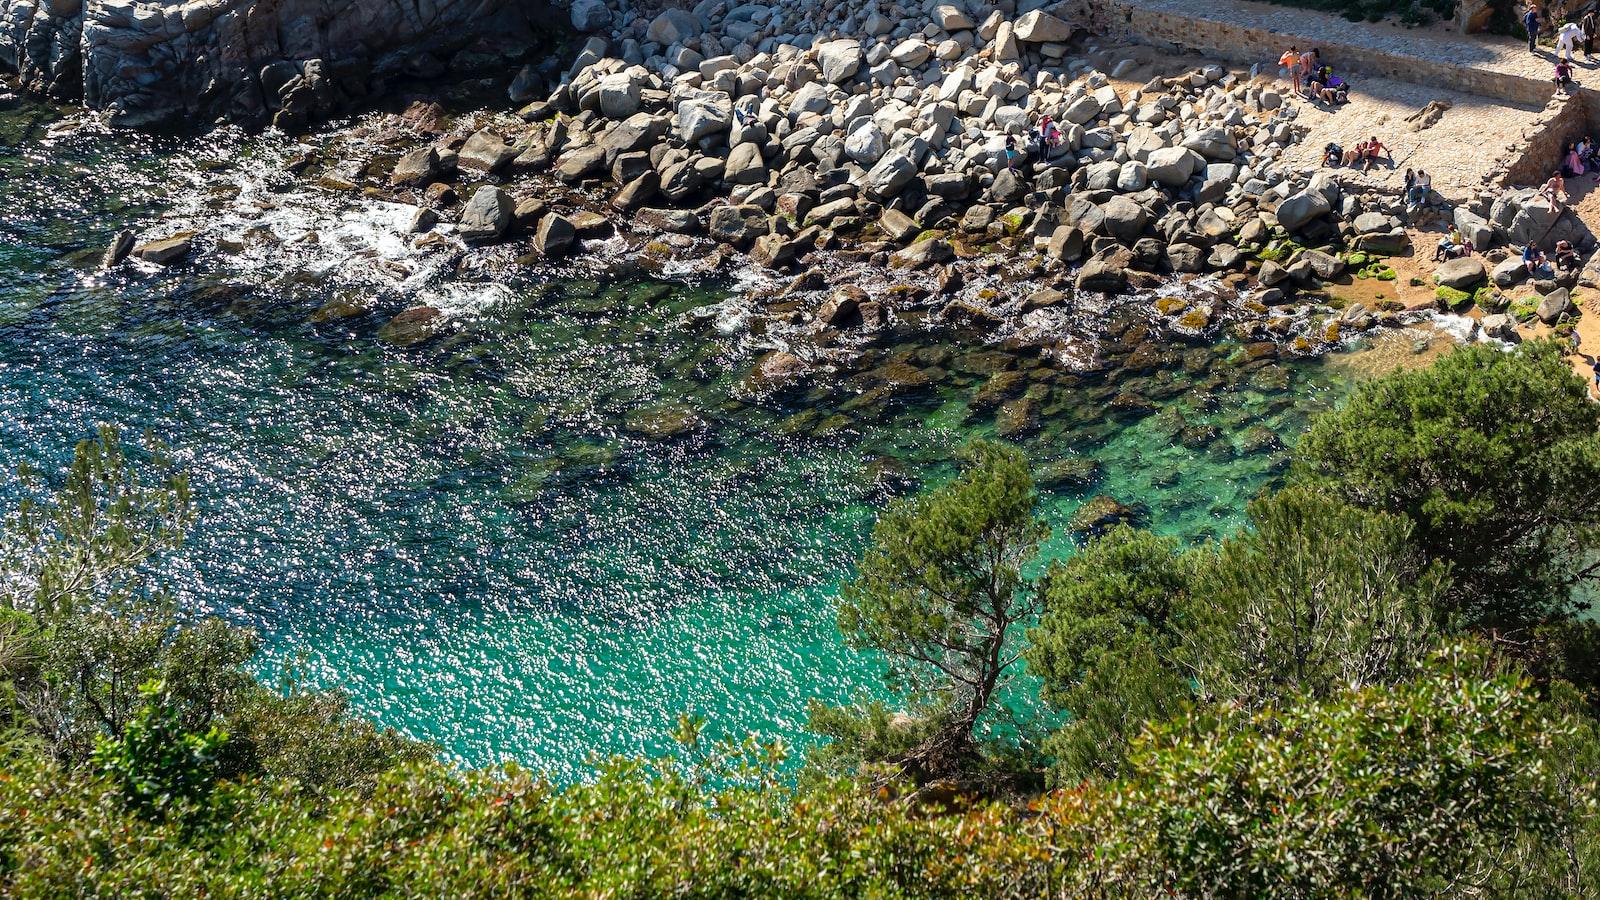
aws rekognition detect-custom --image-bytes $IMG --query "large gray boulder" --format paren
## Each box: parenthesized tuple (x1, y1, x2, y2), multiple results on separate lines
(1061, 95, 1101, 125)
(570, 0, 612, 32)
(1101, 196, 1149, 243)
(1013, 10, 1075, 42)
(844, 120, 886, 165)
(1537, 288, 1573, 323)
(596, 73, 641, 119)
(1182, 127, 1236, 161)
(1453, 207, 1496, 249)
(1434, 256, 1487, 290)
(647, 8, 702, 45)
(865, 150, 917, 200)
(459, 186, 514, 242)
(1492, 255, 1529, 288)
(1145, 146, 1197, 187)
(723, 142, 767, 185)
(816, 39, 863, 85)
(1275, 190, 1332, 232)
(676, 98, 731, 142)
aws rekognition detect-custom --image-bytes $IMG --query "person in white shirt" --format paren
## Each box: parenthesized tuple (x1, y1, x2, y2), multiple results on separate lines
(1558, 20, 1584, 61)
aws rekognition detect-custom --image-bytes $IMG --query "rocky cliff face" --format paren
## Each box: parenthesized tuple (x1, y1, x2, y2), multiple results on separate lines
(1, 0, 545, 128)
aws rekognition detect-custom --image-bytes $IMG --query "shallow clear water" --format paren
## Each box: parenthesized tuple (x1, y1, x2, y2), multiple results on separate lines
(0, 100, 1354, 776)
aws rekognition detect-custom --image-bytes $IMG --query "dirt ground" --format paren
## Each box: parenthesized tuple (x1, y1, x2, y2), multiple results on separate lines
(1281, 75, 1550, 202)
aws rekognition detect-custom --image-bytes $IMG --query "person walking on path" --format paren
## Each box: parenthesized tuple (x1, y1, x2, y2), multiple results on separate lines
(1527, 4, 1542, 52)
(1585, 8, 1597, 57)
(1559, 20, 1583, 61)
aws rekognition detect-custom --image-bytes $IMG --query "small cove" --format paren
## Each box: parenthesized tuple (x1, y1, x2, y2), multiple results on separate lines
(0, 99, 1429, 777)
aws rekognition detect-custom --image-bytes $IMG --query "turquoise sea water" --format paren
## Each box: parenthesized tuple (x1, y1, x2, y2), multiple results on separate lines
(0, 101, 1351, 776)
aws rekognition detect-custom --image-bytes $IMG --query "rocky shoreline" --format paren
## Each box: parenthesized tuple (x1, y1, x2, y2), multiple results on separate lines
(82, 0, 1597, 406)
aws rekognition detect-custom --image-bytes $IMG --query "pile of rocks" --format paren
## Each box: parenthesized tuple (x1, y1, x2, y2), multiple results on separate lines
(125, 0, 1470, 360)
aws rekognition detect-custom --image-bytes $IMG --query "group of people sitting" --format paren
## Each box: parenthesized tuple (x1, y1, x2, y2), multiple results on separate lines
(1305, 65, 1352, 105)
(1404, 169, 1434, 206)
(1563, 137, 1600, 178)
(1321, 135, 1393, 172)
(1521, 239, 1582, 273)
(1279, 46, 1352, 105)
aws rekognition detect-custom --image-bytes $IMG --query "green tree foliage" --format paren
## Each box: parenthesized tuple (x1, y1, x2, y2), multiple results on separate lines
(1184, 486, 1447, 708)
(0, 424, 191, 619)
(0, 649, 1575, 897)
(91, 678, 228, 818)
(1030, 489, 1449, 783)
(1025, 526, 1193, 782)
(830, 440, 1048, 777)
(1114, 644, 1565, 896)
(1296, 340, 1600, 628)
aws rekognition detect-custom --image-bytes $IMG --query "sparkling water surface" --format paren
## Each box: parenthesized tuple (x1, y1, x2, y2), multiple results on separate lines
(0, 100, 1353, 776)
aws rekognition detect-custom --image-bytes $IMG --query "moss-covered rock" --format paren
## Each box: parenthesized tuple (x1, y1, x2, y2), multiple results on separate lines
(1068, 495, 1147, 538)
(1036, 457, 1104, 490)
(1434, 285, 1473, 311)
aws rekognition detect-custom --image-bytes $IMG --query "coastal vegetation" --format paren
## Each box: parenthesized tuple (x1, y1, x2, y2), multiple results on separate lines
(4, 341, 1600, 895)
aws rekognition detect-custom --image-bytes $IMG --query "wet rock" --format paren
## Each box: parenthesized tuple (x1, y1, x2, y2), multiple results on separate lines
(102, 229, 135, 269)
(1179, 424, 1222, 449)
(134, 231, 195, 265)
(1235, 425, 1283, 455)
(890, 238, 954, 269)
(390, 146, 440, 186)
(637, 207, 700, 234)
(737, 350, 810, 399)
(968, 370, 1028, 412)
(817, 286, 867, 327)
(624, 404, 703, 439)
(1036, 457, 1103, 490)
(1482, 313, 1520, 341)
(1076, 249, 1131, 293)
(534, 213, 577, 256)
(378, 305, 445, 346)
(457, 129, 516, 173)
(1069, 495, 1145, 538)
(310, 290, 376, 322)
(708, 204, 767, 245)
(458, 186, 513, 242)
(995, 392, 1042, 439)
(751, 234, 800, 268)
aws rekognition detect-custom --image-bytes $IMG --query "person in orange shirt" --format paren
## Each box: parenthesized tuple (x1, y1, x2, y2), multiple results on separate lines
(1279, 46, 1302, 93)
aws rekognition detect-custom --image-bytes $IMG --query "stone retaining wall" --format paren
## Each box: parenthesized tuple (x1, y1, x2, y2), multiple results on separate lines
(1496, 93, 1595, 188)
